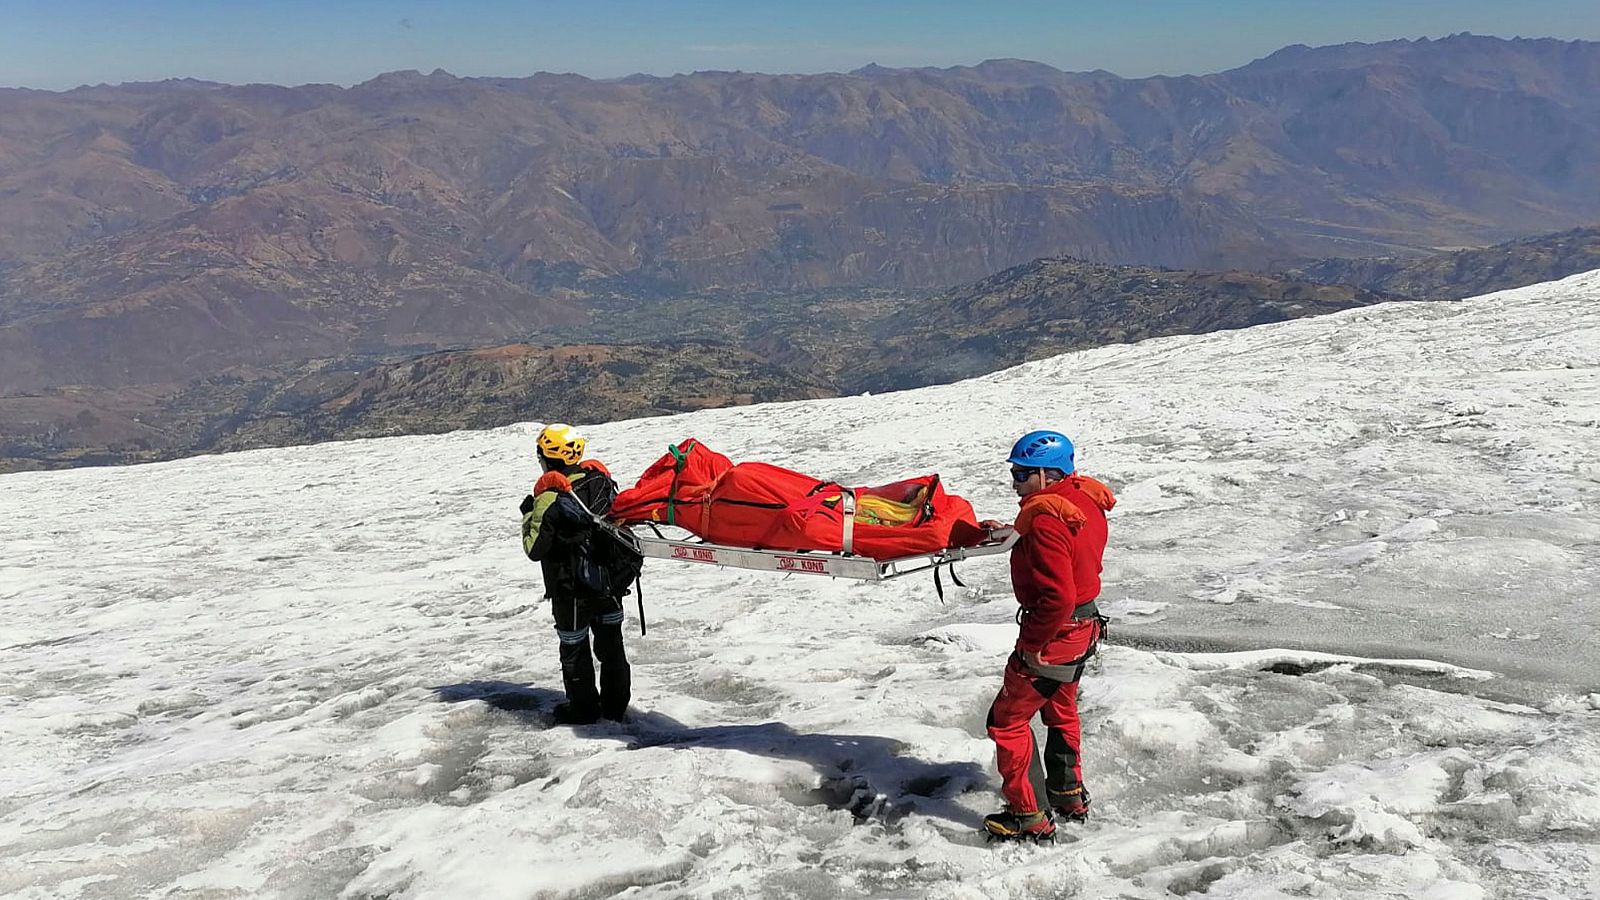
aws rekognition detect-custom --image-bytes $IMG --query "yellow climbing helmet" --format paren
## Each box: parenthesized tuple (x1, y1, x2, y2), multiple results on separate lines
(536, 423, 587, 464)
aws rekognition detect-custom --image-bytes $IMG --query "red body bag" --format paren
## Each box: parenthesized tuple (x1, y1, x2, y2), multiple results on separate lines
(610, 439, 985, 559)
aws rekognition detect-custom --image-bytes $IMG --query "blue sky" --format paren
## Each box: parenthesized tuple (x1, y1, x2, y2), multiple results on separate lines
(3, 0, 1598, 90)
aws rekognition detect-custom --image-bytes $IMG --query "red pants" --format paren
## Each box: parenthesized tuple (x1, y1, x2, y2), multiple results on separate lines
(986, 618, 1100, 813)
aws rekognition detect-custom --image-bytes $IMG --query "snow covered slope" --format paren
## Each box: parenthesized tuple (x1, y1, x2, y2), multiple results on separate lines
(3, 271, 1599, 898)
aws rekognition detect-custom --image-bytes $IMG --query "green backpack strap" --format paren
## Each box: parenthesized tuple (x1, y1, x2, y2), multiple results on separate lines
(664, 440, 697, 526)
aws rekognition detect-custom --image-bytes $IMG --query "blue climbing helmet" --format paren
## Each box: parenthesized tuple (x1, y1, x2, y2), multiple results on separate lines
(1007, 430, 1076, 473)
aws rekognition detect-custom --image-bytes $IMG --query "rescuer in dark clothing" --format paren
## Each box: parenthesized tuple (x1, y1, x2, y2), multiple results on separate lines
(519, 423, 631, 725)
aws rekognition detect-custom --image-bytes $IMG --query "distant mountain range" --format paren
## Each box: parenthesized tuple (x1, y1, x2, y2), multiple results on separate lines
(3, 35, 1599, 470)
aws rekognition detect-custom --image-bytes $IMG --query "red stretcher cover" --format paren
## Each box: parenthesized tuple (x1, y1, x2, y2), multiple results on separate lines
(610, 438, 988, 559)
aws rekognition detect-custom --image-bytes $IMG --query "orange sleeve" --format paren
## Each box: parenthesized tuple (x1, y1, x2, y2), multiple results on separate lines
(534, 471, 573, 495)
(1070, 475, 1117, 511)
(1016, 494, 1087, 535)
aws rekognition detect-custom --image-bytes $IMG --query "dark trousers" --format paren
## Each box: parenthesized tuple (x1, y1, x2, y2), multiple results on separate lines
(552, 595, 631, 719)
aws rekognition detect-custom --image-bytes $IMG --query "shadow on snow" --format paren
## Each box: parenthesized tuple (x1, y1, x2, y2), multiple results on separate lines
(432, 680, 986, 830)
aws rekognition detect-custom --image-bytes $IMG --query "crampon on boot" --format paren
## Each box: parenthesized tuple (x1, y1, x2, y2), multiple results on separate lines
(982, 808, 1056, 842)
(1048, 785, 1092, 823)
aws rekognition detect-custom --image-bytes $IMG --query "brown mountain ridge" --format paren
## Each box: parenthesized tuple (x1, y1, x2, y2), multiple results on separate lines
(5, 35, 1600, 397)
(3, 36, 1600, 470)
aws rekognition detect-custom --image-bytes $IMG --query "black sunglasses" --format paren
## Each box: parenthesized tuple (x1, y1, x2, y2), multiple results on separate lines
(1010, 467, 1037, 483)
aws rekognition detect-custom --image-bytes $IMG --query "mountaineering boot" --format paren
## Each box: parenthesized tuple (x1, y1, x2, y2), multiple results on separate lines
(1048, 785, 1091, 823)
(982, 808, 1056, 841)
(551, 702, 600, 725)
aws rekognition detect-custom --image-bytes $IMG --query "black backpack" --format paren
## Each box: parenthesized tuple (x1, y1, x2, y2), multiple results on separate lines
(572, 521, 645, 601)
(547, 489, 644, 601)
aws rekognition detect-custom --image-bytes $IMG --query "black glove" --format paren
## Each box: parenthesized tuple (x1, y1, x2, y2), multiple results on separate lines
(518, 494, 537, 515)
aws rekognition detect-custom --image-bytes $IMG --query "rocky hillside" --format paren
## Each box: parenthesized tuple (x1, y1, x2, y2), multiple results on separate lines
(163, 263, 1378, 455)
(851, 260, 1386, 390)
(211, 343, 836, 451)
(1296, 226, 1600, 299)
(0, 342, 833, 470)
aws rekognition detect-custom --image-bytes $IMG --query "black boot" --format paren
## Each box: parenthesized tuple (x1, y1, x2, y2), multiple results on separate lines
(592, 618, 632, 721)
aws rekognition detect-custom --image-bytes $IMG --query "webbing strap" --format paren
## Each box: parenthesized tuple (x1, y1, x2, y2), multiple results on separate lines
(839, 488, 856, 556)
(933, 562, 967, 605)
(636, 578, 647, 637)
(1024, 615, 1106, 684)
(563, 486, 647, 639)
(1030, 659, 1089, 684)
(1016, 599, 1101, 627)
(664, 441, 691, 526)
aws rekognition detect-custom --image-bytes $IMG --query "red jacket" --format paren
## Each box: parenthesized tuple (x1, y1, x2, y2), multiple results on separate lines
(1009, 475, 1116, 654)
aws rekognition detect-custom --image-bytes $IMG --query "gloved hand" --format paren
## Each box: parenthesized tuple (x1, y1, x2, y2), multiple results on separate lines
(534, 471, 573, 495)
(979, 519, 1010, 532)
(519, 494, 537, 515)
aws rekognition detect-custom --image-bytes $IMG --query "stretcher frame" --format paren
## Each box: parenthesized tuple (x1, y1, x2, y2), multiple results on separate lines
(628, 526, 1020, 583)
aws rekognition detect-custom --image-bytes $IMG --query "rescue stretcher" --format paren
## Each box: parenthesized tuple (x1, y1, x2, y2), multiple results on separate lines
(626, 523, 1019, 593)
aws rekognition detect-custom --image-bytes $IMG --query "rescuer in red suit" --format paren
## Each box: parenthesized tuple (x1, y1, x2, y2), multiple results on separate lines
(981, 430, 1116, 841)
